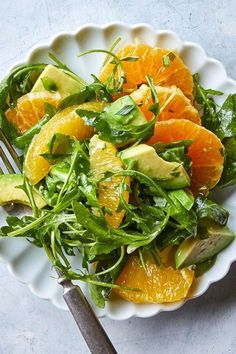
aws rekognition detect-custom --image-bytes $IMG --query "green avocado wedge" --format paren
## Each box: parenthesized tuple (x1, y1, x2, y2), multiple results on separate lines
(120, 144, 190, 189)
(175, 222, 235, 268)
(0, 174, 46, 209)
(31, 64, 86, 97)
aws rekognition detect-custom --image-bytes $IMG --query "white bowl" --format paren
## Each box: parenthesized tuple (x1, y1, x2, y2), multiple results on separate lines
(1, 22, 236, 320)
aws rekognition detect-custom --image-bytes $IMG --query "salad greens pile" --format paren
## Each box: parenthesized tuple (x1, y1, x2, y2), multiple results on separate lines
(0, 45, 235, 308)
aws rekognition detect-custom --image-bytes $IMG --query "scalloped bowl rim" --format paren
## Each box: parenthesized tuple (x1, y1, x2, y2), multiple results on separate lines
(0, 22, 236, 319)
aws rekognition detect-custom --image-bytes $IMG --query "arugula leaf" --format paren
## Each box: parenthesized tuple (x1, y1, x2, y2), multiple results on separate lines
(162, 52, 176, 67)
(0, 111, 19, 142)
(102, 37, 122, 67)
(47, 133, 73, 155)
(120, 56, 139, 62)
(41, 77, 57, 92)
(193, 73, 223, 132)
(73, 201, 146, 250)
(58, 86, 95, 110)
(194, 74, 236, 142)
(79, 173, 100, 209)
(127, 210, 170, 253)
(89, 75, 112, 102)
(195, 196, 229, 225)
(77, 96, 156, 146)
(58, 76, 112, 111)
(193, 74, 236, 189)
(168, 189, 194, 211)
(48, 52, 73, 73)
(159, 144, 192, 175)
(78, 48, 126, 95)
(0, 63, 46, 109)
(158, 228, 191, 250)
(218, 137, 236, 188)
(0, 63, 47, 142)
(168, 190, 197, 233)
(146, 75, 160, 117)
(88, 283, 105, 308)
(215, 94, 236, 139)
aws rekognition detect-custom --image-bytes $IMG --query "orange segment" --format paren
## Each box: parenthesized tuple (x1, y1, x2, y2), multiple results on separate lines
(99, 44, 193, 99)
(5, 92, 61, 133)
(115, 254, 194, 303)
(89, 135, 129, 228)
(149, 119, 224, 194)
(131, 84, 200, 124)
(24, 102, 103, 185)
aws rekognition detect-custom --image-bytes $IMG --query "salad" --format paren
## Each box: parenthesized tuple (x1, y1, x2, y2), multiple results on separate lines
(0, 40, 235, 308)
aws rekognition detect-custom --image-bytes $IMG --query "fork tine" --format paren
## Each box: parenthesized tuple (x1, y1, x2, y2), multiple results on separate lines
(0, 146, 15, 173)
(0, 129, 22, 171)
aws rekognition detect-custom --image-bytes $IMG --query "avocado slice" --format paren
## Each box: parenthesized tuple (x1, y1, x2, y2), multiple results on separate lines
(0, 174, 46, 209)
(120, 144, 190, 189)
(105, 95, 147, 127)
(175, 223, 235, 268)
(31, 65, 86, 97)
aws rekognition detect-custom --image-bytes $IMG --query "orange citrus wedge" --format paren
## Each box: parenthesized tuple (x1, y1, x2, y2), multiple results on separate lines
(99, 44, 193, 99)
(89, 135, 129, 228)
(131, 84, 200, 124)
(24, 102, 103, 185)
(5, 92, 61, 133)
(115, 254, 194, 303)
(149, 119, 224, 194)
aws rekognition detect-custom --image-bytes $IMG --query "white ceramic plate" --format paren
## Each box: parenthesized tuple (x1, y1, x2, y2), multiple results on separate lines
(1, 22, 236, 320)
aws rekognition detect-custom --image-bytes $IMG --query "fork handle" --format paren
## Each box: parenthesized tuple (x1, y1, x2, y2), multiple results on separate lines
(62, 282, 117, 354)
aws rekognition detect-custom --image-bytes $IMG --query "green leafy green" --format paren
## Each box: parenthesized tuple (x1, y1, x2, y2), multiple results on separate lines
(78, 49, 126, 95)
(193, 73, 223, 132)
(168, 190, 197, 234)
(88, 282, 105, 308)
(77, 95, 157, 146)
(162, 52, 176, 67)
(0, 63, 46, 110)
(195, 196, 229, 225)
(193, 74, 236, 189)
(59, 76, 112, 111)
(215, 94, 236, 139)
(48, 52, 74, 74)
(58, 86, 95, 110)
(41, 77, 57, 92)
(120, 56, 139, 62)
(0, 63, 47, 142)
(218, 137, 236, 188)
(0, 111, 19, 142)
(158, 142, 192, 175)
(146, 75, 160, 117)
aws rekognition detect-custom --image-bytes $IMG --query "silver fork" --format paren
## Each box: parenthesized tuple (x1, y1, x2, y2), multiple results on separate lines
(0, 128, 117, 354)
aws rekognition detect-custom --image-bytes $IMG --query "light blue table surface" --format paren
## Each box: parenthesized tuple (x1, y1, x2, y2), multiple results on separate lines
(0, 1, 236, 353)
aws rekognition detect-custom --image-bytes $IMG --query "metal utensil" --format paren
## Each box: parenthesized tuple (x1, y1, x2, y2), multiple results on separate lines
(0, 128, 117, 354)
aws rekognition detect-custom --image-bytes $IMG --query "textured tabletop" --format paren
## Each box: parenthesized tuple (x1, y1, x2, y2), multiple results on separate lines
(0, 1, 236, 353)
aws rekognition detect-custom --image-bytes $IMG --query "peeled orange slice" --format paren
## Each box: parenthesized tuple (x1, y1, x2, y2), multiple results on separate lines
(100, 44, 193, 99)
(24, 102, 103, 185)
(89, 135, 129, 228)
(115, 254, 194, 303)
(149, 119, 224, 194)
(131, 84, 200, 124)
(5, 92, 61, 133)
